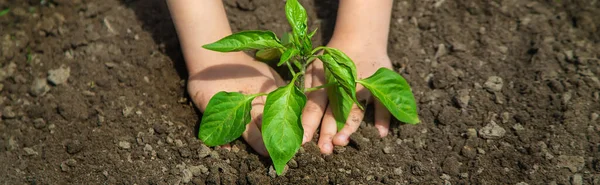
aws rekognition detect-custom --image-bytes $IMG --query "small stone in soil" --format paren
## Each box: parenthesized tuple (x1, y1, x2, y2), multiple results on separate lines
(60, 162, 69, 172)
(591, 113, 599, 121)
(394, 167, 403, 175)
(33, 118, 46, 129)
(179, 148, 191, 158)
(572, 174, 583, 185)
(440, 173, 451, 180)
(198, 144, 211, 158)
(2, 106, 16, 119)
(454, 89, 470, 108)
(451, 42, 467, 52)
(175, 139, 184, 147)
(181, 169, 192, 184)
(7, 137, 18, 151)
(461, 145, 477, 159)
(479, 120, 506, 139)
(209, 151, 220, 159)
(104, 62, 118, 68)
(143, 144, 153, 152)
(466, 128, 477, 138)
(66, 140, 83, 154)
(23, 147, 38, 156)
(556, 155, 585, 172)
(383, 146, 395, 154)
(189, 165, 208, 176)
(483, 76, 503, 92)
(153, 123, 167, 134)
(65, 159, 76, 166)
(434, 44, 448, 59)
(512, 124, 525, 131)
(29, 78, 50, 97)
(288, 159, 298, 168)
(477, 148, 486, 154)
(119, 141, 131, 149)
(47, 66, 71, 85)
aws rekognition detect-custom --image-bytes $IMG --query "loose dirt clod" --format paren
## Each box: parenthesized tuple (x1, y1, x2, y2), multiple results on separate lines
(479, 120, 506, 139)
(118, 141, 131, 149)
(30, 78, 51, 97)
(484, 76, 504, 92)
(557, 155, 585, 172)
(47, 66, 71, 85)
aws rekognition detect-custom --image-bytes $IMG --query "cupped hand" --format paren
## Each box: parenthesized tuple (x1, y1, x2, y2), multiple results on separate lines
(187, 52, 284, 156)
(301, 43, 393, 154)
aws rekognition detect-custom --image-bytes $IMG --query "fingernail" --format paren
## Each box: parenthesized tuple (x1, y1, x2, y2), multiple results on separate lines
(376, 126, 388, 137)
(336, 134, 349, 145)
(322, 143, 332, 153)
(302, 135, 308, 144)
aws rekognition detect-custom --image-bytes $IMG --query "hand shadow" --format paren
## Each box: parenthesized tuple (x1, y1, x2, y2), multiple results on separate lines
(187, 63, 283, 94)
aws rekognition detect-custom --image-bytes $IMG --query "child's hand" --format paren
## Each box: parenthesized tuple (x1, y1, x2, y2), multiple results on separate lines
(187, 52, 284, 156)
(302, 40, 393, 154)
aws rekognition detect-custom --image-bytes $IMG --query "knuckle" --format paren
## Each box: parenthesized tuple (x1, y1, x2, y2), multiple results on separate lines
(304, 104, 324, 114)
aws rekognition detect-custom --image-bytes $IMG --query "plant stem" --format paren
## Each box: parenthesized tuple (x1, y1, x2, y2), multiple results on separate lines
(304, 83, 335, 93)
(286, 62, 296, 76)
(311, 46, 326, 55)
(298, 56, 311, 92)
(254, 92, 268, 97)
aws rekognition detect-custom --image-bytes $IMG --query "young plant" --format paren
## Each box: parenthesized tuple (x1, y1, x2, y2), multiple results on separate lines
(198, 0, 419, 175)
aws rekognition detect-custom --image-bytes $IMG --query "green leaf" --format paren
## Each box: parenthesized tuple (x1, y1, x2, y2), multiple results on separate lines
(278, 48, 299, 66)
(202, 31, 283, 52)
(256, 48, 282, 62)
(285, 0, 308, 41)
(318, 54, 361, 109)
(325, 68, 354, 130)
(357, 68, 420, 124)
(0, 9, 9, 17)
(323, 48, 358, 79)
(199, 92, 262, 146)
(281, 32, 294, 46)
(262, 82, 306, 175)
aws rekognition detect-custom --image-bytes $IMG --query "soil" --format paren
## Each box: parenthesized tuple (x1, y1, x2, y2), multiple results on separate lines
(1, 0, 600, 184)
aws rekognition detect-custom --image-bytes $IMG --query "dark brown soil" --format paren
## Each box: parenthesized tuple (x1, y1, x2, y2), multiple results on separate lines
(1, 0, 600, 184)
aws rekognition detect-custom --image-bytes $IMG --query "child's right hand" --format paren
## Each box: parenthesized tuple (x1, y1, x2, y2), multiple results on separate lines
(187, 52, 284, 156)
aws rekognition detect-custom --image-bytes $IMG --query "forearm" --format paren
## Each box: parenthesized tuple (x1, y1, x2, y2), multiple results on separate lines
(167, 0, 243, 73)
(329, 0, 393, 54)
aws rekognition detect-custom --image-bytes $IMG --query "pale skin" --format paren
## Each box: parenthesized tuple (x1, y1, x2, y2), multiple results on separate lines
(167, 0, 394, 155)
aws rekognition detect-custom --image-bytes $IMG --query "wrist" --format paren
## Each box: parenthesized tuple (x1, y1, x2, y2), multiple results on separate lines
(185, 51, 249, 76)
(326, 36, 388, 58)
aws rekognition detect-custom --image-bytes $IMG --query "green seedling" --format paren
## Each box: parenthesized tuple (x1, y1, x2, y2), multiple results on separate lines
(199, 0, 419, 175)
(0, 8, 10, 17)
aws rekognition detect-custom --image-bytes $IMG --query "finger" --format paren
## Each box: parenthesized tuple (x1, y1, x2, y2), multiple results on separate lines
(241, 121, 269, 156)
(374, 100, 392, 137)
(318, 107, 338, 154)
(240, 96, 269, 156)
(302, 64, 328, 144)
(332, 104, 365, 146)
(268, 66, 286, 86)
(304, 63, 314, 88)
(251, 96, 267, 129)
(219, 144, 232, 151)
(301, 89, 327, 144)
